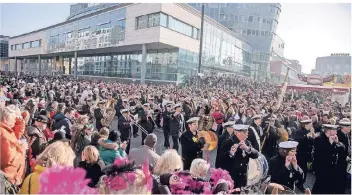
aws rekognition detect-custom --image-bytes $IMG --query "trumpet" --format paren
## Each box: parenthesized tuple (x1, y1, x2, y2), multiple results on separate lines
(128, 113, 149, 135)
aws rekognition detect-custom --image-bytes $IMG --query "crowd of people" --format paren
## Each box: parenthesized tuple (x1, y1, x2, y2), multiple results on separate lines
(0, 72, 350, 194)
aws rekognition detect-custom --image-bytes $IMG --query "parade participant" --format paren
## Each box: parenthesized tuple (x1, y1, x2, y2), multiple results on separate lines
(219, 124, 259, 189)
(269, 141, 304, 191)
(170, 103, 185, 151)
(261, 115, 280, 162)
(0, 105, 27, 186)
(312, 124, 346, 194)
(294, 118, 315, 191)
(94, 101, 106, 131)
(118, 109, 132, 154)
(215, 121, 235, 168)
(248, 115, 263, 151)
(129, 105, 139, 138)
(162, 102, 173, 149)
(52, 107, 75, 139)
(139, 103, 154, 145)
(180, 117, 208, 170)
(335, 118, 351, 193)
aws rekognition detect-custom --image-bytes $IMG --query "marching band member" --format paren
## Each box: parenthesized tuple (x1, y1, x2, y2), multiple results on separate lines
(139, 103, 154, 145)
(294, 118, 315, 191)
(269, 141, 304, 191)
(248, 115, 263, 151)
(162, 102, 173, 149)
(335, 118, 351, 193)
(94, 101, 105, 131)
(215, 121, 235, 168)
(312, 124, 346, 194)
(170, 103, 185, 151)
(129, 106, 139, 138)
(219, 124, 259, 189)
(180, 117, 208, 170)
(118, 109, 132, 154)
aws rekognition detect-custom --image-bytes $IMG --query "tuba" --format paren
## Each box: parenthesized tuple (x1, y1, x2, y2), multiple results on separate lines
(101, 98, 117, 127)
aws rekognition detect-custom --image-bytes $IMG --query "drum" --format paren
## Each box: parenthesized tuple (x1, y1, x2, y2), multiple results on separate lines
(247, 153, 268, 186)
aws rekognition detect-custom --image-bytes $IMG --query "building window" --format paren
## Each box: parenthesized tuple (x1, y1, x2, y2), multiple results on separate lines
(251, 30, 256, 36)
(247, 29, 251, 35)
(256, 30, 259, 36)
(30, 40, 41, 48)
(148, 13, 160, 27)
(263, 18, 267, 23)
(234, 15, 239, 21)
(11, 45, 14, 50)
(265, 31, 269, 36)
(136, 15, 148, 29)
(160, 13, 168, 27)
(261, 31, 265, 36)
(23, 42, 30, 49)
(248, 16, 253, 22)
(15, 44, 22, 50)
(192, 27, 199, 39)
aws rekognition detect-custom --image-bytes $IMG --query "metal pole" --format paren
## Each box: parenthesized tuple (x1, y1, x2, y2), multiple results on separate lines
(197, 4, 205, 85)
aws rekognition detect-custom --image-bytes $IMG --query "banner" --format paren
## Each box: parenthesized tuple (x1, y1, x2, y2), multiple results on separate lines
(176, 73, 186, 86)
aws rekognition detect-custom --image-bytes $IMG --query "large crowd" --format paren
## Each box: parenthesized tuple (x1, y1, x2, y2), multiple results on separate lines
(0, 72, 350, 194)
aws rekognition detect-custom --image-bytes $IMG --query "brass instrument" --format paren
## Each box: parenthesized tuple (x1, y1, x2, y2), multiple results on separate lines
(198, 115, 215, 131)
(197, 130, 218, 151)
(128, 113, 149, 135)
(101, 98, 117, 127)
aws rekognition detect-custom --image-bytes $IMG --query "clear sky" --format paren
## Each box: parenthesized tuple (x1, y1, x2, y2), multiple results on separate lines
(1, 3, 351, 74)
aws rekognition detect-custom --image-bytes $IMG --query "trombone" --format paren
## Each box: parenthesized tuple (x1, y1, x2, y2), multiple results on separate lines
(128, 113, 149, 135)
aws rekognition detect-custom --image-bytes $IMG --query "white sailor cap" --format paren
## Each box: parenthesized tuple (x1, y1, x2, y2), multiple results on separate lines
(223, 121, 235, 128)
(279, 141, 298, 149)
(339, 118, 351, 126)
(252, 115, 262, 120)
(234, 124, 249, 131)
(186, 117, 200, 124)
(174, 103, 182, 109)
(48, 90, 55, 95)
(322, 124, 338, 130)
(120, 109, 129, 114)
(300, 119, 312, 123)
(165, 101, 173, 106)
(122, 99, 128, 102)
(148, 97, 154, 100)
(143, 103, 150, 107)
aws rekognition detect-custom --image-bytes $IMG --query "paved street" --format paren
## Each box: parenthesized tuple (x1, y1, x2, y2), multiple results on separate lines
(110, 116, 320, 193)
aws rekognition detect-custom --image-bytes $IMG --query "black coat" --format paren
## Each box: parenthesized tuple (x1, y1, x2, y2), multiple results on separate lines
(218, 136, 259, 188)
(294, 128, 314, 168)
(335, 129, 350, 193)
(118, 116, 131, 141)
(269, 154, 304, 190)
(169, 113, 184, 137)
(94, 108, 104, 131)
(215, 130, 232, 168)
(139, 110, 153, 134)
(312, 133, 345, 194)
(180, 130, 205, 170)
(78, 160, 105, 188)
(261, 125, 279, 161)
(162, 111, 172, 131)
(248, 123, 262, 151)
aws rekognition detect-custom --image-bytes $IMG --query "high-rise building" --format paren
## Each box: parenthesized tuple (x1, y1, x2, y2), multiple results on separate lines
(0, 35, 10, 71)
(312, 53, 351, 76)
(189, 3, 281, 80)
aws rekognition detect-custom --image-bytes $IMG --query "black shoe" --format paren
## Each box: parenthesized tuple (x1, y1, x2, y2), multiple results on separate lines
(133, 134, 139, 138)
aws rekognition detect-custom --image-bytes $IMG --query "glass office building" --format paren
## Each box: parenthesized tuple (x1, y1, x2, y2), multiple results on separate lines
(9, 3, 253, 82)
(190, 3, 281, 80)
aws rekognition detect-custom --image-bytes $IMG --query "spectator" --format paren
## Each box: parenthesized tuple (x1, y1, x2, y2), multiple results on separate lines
(52, 107, 75, 139)
(129, 133, 160, 168)
(153, 149, 183, 176)
(98, 130, 127, 165)
(78, 146, 105, 188)
(190, 158, 210, 179)
(0, 105, 27, 186)
(19, 141, 75, 194)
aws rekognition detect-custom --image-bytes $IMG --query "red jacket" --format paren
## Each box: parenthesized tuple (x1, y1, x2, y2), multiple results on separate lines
(212, 111, 224, 124)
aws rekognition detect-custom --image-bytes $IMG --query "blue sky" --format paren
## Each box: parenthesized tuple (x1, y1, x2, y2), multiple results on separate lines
(1, 3, 351, 73)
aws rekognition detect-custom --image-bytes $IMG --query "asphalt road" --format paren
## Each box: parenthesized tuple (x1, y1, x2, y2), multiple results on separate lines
(110, 117, 320, 193)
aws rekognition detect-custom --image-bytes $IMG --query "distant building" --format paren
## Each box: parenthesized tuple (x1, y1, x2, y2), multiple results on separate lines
(0, 35, 10, 71)
(270, 56, 298, 84)
(287, 59, 302, 74)
(312, 53, 351, 76)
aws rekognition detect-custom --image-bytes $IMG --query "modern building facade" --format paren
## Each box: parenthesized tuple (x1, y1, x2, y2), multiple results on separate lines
(0, 35, 10, 71)
(312, 53, 351, 76)
(270, 56, 299, 84)
(190, 3, 281, 80)
(8, 3, 253, 83)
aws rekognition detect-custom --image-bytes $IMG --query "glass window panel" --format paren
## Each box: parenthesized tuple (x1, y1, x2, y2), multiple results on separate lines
(136, 15, 148, 29)
(248, 16, 253, 22)
(247, 29, 251, 35)
(15, 44, 22, 50)
(160, 13, 168, 27)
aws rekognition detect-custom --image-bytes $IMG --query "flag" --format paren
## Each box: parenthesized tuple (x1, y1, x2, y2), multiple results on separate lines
(176, 73, 185, 86)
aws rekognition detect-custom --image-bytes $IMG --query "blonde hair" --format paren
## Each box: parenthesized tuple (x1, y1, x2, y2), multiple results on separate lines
(82, 145, 99, 163)
(99, 127, 109, 137)
(190, 158, 210, 178)
(99, 169, 148, 194)
(153, 149, 183, 176)
(77, 115, 89, 124)
(36, 141, 75, 167)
